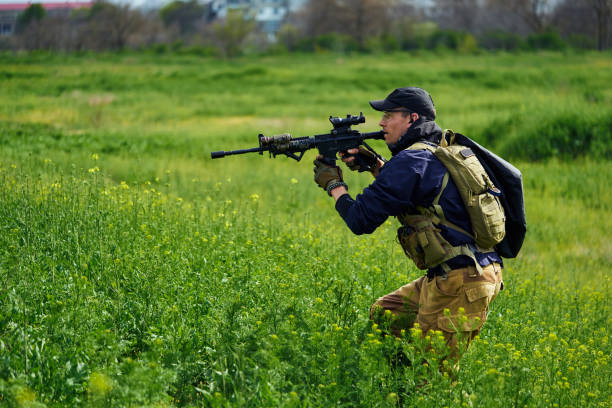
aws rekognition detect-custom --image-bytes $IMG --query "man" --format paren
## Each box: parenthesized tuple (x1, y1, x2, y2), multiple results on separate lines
(313, 87, 503, 358)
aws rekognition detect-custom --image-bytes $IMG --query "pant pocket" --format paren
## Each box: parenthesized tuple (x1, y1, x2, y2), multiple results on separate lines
(465, 283, 496, 312)
(437, 282, 496, 334)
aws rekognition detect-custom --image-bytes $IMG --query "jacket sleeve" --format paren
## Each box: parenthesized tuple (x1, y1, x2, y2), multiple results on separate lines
(334, 153, 426, 235)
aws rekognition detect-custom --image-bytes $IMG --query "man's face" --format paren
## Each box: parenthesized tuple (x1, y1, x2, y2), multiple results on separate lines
(378, 110, 417, 145)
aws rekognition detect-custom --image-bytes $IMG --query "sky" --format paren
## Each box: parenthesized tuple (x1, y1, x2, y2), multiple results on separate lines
(0, 0, 560, 10)
(0, 0, 435, 6)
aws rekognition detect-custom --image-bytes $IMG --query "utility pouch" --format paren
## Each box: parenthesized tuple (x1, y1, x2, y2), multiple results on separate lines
(434, 144, 505, 248)
(397, 214, 454, 270)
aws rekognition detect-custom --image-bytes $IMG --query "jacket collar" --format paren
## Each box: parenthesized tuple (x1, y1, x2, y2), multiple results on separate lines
(388, 118, 443, 156)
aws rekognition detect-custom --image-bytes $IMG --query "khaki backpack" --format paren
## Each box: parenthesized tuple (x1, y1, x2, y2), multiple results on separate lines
(397, 130, 506, 273)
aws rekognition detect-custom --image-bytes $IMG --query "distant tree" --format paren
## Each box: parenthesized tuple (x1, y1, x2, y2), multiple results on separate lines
(382, 1, 424, 49)
(131, 10, 178, 49)
(276, 23, 300, 51)
(300, 0, 344, 37)
(16, 4, 45, 33)
(209, 10, 255, 57)
(432, 0, 480, 32)
(344, 0, 392, 49)
(160, 0, 206, 36)
(15, 4, 48, 49)
(300, 0, 392, 49)
(586, 0, 611, 50)
(552, 1, 594, 46)
(81, 1, 143, 50)
(553, 0, 610, 50)
(486, 0, 553, 33)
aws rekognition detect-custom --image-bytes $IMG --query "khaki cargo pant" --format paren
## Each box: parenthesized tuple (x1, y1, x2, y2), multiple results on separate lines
(370, 263, 503, 355)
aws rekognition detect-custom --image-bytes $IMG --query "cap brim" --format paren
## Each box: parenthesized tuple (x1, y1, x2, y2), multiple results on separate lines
(369, 99, 397, 111)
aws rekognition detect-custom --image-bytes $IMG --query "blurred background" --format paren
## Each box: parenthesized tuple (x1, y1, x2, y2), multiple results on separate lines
(0, 0, 610, 55)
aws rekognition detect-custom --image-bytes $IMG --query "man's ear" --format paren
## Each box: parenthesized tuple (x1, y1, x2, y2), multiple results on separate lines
(411, 113, 419, 123)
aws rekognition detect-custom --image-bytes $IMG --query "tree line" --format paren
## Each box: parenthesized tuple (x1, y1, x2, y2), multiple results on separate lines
(2, 0, 610, 56)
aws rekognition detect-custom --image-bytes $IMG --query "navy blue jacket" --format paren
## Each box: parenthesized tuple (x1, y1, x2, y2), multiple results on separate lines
(335, 119, 502, 272)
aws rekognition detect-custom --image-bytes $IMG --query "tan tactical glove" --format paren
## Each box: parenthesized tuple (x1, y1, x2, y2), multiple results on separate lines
(313, 157, 346, 195)
(341, 146, 379, 173)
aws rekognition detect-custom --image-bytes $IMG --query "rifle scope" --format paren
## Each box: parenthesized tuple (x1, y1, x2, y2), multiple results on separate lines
(329, 113, 366, 129)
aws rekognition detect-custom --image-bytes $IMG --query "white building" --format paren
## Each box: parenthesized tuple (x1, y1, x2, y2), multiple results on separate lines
(210, 0, 305, 40)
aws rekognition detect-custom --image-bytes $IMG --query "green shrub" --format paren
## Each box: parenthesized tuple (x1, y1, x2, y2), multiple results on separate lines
(364, 33, 401, 53)
(481, 111, 612, 160)
(565, 34, 596, 50)
(315, 33, 360, 53)
(293, 33, 360, 53)
(479, 31, 526, 51)
(526, 30, 566, 51)
(458, 33, 479, 53)
(176, 44, 219, 57)
(396, 21, 437, 51)
(427, 29, 463, 50)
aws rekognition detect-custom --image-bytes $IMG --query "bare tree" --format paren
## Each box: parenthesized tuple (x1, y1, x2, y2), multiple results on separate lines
(17, 12, 80, 51)
(553, 0, 611, 49)
(159, 0, 207, 36)
(15, 3, 45, 34)
(130, 11, 178, 49)
(80, 1, 144, 50)
(587, 0, 611, 49)
(207, 9, 255, 57)
(299, 0, 392, 48)
(17, 20, 46, 50)
(299, 0, 345, 37)
(276, 23, 300, 51)
(342, 0, 392, 48)
(380, 0, 428, 49)
(486, 0, 553, 32)
(432, 0, 480, 32)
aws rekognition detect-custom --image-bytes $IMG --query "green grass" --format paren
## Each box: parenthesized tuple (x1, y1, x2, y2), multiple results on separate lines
(0, 51, 611, 407)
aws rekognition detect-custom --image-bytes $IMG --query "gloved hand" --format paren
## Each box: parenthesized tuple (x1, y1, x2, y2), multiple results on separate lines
(313, 157, 344, 193)
(340, 146, 379, 172)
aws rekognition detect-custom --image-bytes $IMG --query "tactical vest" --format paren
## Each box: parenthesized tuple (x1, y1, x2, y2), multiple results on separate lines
(397, 130, 506, 274)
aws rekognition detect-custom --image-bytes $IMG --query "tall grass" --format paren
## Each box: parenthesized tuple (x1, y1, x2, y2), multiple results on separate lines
(0, 51, 611, 407)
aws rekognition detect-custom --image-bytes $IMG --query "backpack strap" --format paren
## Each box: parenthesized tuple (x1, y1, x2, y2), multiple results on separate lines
(408, 141, 437, 152)
(440, 129, 455, 147)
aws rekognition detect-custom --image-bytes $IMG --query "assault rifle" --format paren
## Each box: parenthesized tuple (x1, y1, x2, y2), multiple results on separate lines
(211, 113, 385, 171)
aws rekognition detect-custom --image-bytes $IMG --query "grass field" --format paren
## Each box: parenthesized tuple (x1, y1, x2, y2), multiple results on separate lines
(0, 51, 611, 407)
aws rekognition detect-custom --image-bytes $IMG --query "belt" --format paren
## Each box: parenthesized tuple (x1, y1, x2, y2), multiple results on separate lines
(427, 261, 502, 280)
(426, 256, 472, 278)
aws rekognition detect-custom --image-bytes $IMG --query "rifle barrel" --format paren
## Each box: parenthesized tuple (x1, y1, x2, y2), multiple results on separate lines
(211, 146, 262, 159)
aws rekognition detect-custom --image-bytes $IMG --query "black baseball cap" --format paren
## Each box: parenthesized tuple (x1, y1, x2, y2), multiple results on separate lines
(369, 87, 436, 119)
